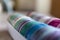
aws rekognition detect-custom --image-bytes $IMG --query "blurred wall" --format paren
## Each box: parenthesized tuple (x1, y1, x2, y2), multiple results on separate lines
(36, 0, 52, 16)
(14, 0, 52, 16)
(14, 0, 35, 11)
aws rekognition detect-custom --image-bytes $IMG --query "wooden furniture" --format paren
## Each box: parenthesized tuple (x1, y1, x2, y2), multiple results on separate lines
(51, 0, 60, 18)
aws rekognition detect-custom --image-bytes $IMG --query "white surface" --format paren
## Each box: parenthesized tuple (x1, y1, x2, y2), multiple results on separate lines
(0, 13, 26, 40)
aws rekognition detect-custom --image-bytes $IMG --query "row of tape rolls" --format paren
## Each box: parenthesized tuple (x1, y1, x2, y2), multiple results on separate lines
(27, 12, 60, 28)
(8, 12, 60, 40)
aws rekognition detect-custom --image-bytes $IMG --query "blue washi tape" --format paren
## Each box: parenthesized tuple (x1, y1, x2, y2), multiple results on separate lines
(27, 23, 48, 40)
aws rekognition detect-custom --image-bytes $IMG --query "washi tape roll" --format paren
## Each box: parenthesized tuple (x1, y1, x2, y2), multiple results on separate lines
(8, 14, 22, 26)
(8, 13, 31, 26)
(14, 18, 31, 30)
(27, 23, 47, 40)
(20, 21, 41, 37)
(30, 27, 46, 40)
(28, 24, 58, 40)
(17, 19, 31, 32)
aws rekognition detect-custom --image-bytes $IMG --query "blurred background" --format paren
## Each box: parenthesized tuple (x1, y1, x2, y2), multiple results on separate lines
(0, 0, 60, 17)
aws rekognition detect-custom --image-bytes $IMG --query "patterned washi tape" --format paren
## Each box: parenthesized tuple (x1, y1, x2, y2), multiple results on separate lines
(8, 14, 22, 26)
(20, 21, 41, 37)
(8, 14, 32, 26)
(14, 18, 31, 30)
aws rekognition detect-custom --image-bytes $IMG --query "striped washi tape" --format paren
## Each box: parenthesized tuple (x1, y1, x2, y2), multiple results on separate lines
(8, 14, 22, 26)
(20, 21, 41, 37)
(8, 13, 32, 26)
(14, 18, 32, 30)
(14, 18, 30, 31)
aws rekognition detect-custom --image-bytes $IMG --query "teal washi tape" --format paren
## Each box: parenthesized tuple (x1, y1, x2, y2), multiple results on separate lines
(8, 14, 21, 26)
(27, 23, 48, 40)
(30, 27, 46, 40)
(14, 18, 33, 31)
(18, 20, 30, 32)
(20, 21, 40, 37)
(14, 18, 29, 30)
(38, 26, 57, 40)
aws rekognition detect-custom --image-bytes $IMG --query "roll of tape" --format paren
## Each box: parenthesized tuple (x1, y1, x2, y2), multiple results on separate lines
(20, 21, 41, 37)
(8, 14, 31, 26)
(28, 23, 57, 40)
(27, 23, 47, 40)
(14, 18, 30, 31)
(8, 14, 60, 40)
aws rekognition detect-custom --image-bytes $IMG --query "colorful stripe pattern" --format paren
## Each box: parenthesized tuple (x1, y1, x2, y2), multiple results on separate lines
(8, 14, 60, 40)
(28, 12, 60, 28)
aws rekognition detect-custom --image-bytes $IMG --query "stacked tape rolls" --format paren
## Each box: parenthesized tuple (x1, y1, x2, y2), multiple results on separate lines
(8, 14, 60, 40)
(27, 12, 60, 28)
